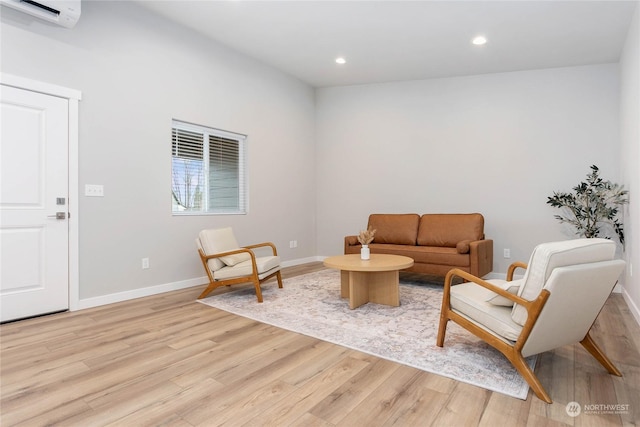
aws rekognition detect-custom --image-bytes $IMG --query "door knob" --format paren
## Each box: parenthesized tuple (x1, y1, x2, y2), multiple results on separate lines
(47, 212, 67, 220)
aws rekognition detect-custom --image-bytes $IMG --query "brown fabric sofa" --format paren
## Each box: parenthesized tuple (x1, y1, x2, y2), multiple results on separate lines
(344, 213, 493, 278)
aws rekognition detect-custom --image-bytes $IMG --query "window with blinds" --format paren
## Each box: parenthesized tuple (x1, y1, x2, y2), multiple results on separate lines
(171, 120, 246, 214)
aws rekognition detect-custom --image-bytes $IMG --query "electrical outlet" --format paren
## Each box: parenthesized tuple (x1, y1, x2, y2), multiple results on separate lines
(85, 184, 104, 197)
(142, 258, 149, 269)
(503, 248, 511, 259)
(289, 240, 298, 248)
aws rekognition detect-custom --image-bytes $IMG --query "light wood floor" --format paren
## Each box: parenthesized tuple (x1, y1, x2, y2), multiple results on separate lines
(1, 262, 639, 426)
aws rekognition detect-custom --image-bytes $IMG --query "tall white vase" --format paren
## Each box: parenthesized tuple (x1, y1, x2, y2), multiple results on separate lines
(361, 244, 370, 260)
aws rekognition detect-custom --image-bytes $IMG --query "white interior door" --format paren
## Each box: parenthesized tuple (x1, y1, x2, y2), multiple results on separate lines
(1, 85, 70, 322)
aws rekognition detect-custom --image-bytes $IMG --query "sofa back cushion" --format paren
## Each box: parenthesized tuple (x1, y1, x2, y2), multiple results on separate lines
(368, 214, 420, 245)
(417, 213, 484, 247)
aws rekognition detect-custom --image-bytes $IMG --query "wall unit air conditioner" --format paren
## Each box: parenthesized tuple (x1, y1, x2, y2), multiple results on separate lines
(0, 0, 80, 28)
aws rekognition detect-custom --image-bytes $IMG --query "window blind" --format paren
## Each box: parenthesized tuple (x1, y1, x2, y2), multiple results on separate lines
(171, 120, 246, 214)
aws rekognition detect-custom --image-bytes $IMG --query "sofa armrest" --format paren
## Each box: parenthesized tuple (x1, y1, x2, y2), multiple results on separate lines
(344, 235, 360, 254)
(469, 239, 493, 277)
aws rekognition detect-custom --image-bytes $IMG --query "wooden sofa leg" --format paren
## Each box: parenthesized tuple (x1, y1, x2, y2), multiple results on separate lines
(580, 332, 622, 376)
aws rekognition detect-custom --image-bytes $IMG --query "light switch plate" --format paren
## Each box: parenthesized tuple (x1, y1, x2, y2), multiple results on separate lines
(85, 184, 104, 197)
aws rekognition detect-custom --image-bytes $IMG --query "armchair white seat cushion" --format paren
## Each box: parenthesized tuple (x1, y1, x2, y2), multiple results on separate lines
(214, 255, 280, 280)
(450, 283, 523, 341)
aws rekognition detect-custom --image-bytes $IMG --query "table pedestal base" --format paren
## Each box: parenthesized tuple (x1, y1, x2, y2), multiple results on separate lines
(340, 270, 400, 309)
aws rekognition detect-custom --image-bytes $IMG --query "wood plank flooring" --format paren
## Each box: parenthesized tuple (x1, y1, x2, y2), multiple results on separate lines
(1, 262, 639, 426)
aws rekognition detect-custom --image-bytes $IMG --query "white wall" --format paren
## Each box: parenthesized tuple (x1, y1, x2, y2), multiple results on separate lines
(0, 2, 317, 302)
(1, 1, 636, 317)
(620, 5, 640, 324)
(315, 64, 621, 274)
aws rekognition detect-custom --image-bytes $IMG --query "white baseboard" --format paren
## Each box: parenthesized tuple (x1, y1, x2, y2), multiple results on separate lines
(622, 287, 640, 327)
(75, 256, 325, 311)
(281, 256, 323, 267)
(77, 276, 207, 310)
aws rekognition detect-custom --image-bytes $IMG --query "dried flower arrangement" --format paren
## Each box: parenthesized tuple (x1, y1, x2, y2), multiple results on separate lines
(357, 226, 376, 245)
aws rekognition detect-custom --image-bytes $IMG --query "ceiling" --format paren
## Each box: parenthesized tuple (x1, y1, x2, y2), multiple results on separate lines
(136, 1, 638, 88)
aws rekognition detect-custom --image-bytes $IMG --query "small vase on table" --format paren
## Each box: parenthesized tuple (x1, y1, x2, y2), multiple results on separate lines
(361, 244, 370, 260)
(357, 226, 376, 261)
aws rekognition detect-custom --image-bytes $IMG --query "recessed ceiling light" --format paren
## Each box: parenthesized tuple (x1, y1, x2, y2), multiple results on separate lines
(472, 36, 487, 46)
(335, 57, 346, 65)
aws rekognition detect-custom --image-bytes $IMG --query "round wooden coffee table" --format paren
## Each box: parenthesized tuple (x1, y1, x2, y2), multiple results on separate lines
(323, 254, 414, 309)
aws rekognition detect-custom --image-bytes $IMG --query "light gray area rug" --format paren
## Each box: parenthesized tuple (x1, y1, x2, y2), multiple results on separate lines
(198, 269, 535, 400)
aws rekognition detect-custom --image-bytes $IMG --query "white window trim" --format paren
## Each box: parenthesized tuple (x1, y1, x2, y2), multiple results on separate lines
(171, 119, 247, 216)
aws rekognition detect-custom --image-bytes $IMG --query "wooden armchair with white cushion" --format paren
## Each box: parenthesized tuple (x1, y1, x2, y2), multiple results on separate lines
(196, 227, 283, 302)
(437, 238, 625, 403)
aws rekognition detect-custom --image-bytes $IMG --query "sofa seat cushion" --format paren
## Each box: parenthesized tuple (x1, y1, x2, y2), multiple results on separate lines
(214, 256, 281, 280)
(450, 282, 523, 342)
(417, 213, 484, 247)
(368, 214, 420, 245)
(368, 244, 470, 267)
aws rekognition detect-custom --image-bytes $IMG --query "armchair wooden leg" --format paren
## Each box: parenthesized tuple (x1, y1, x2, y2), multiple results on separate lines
(276, 271, 283, 289)
(438, 270, 456, 348)
(253, 279, 264, 303)
(198, 283, 217, 299)
(436, 312, 449, 347)
(580, 332, 622, 376)
(508, 351, 552, 404)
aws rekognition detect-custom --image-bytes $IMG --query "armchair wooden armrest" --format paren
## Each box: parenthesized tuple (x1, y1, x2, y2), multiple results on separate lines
(201, 247, 257, 263)
(244, 242, 278, 256)
(506, 261, 528, 281)
(443, 268, 531, 307)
